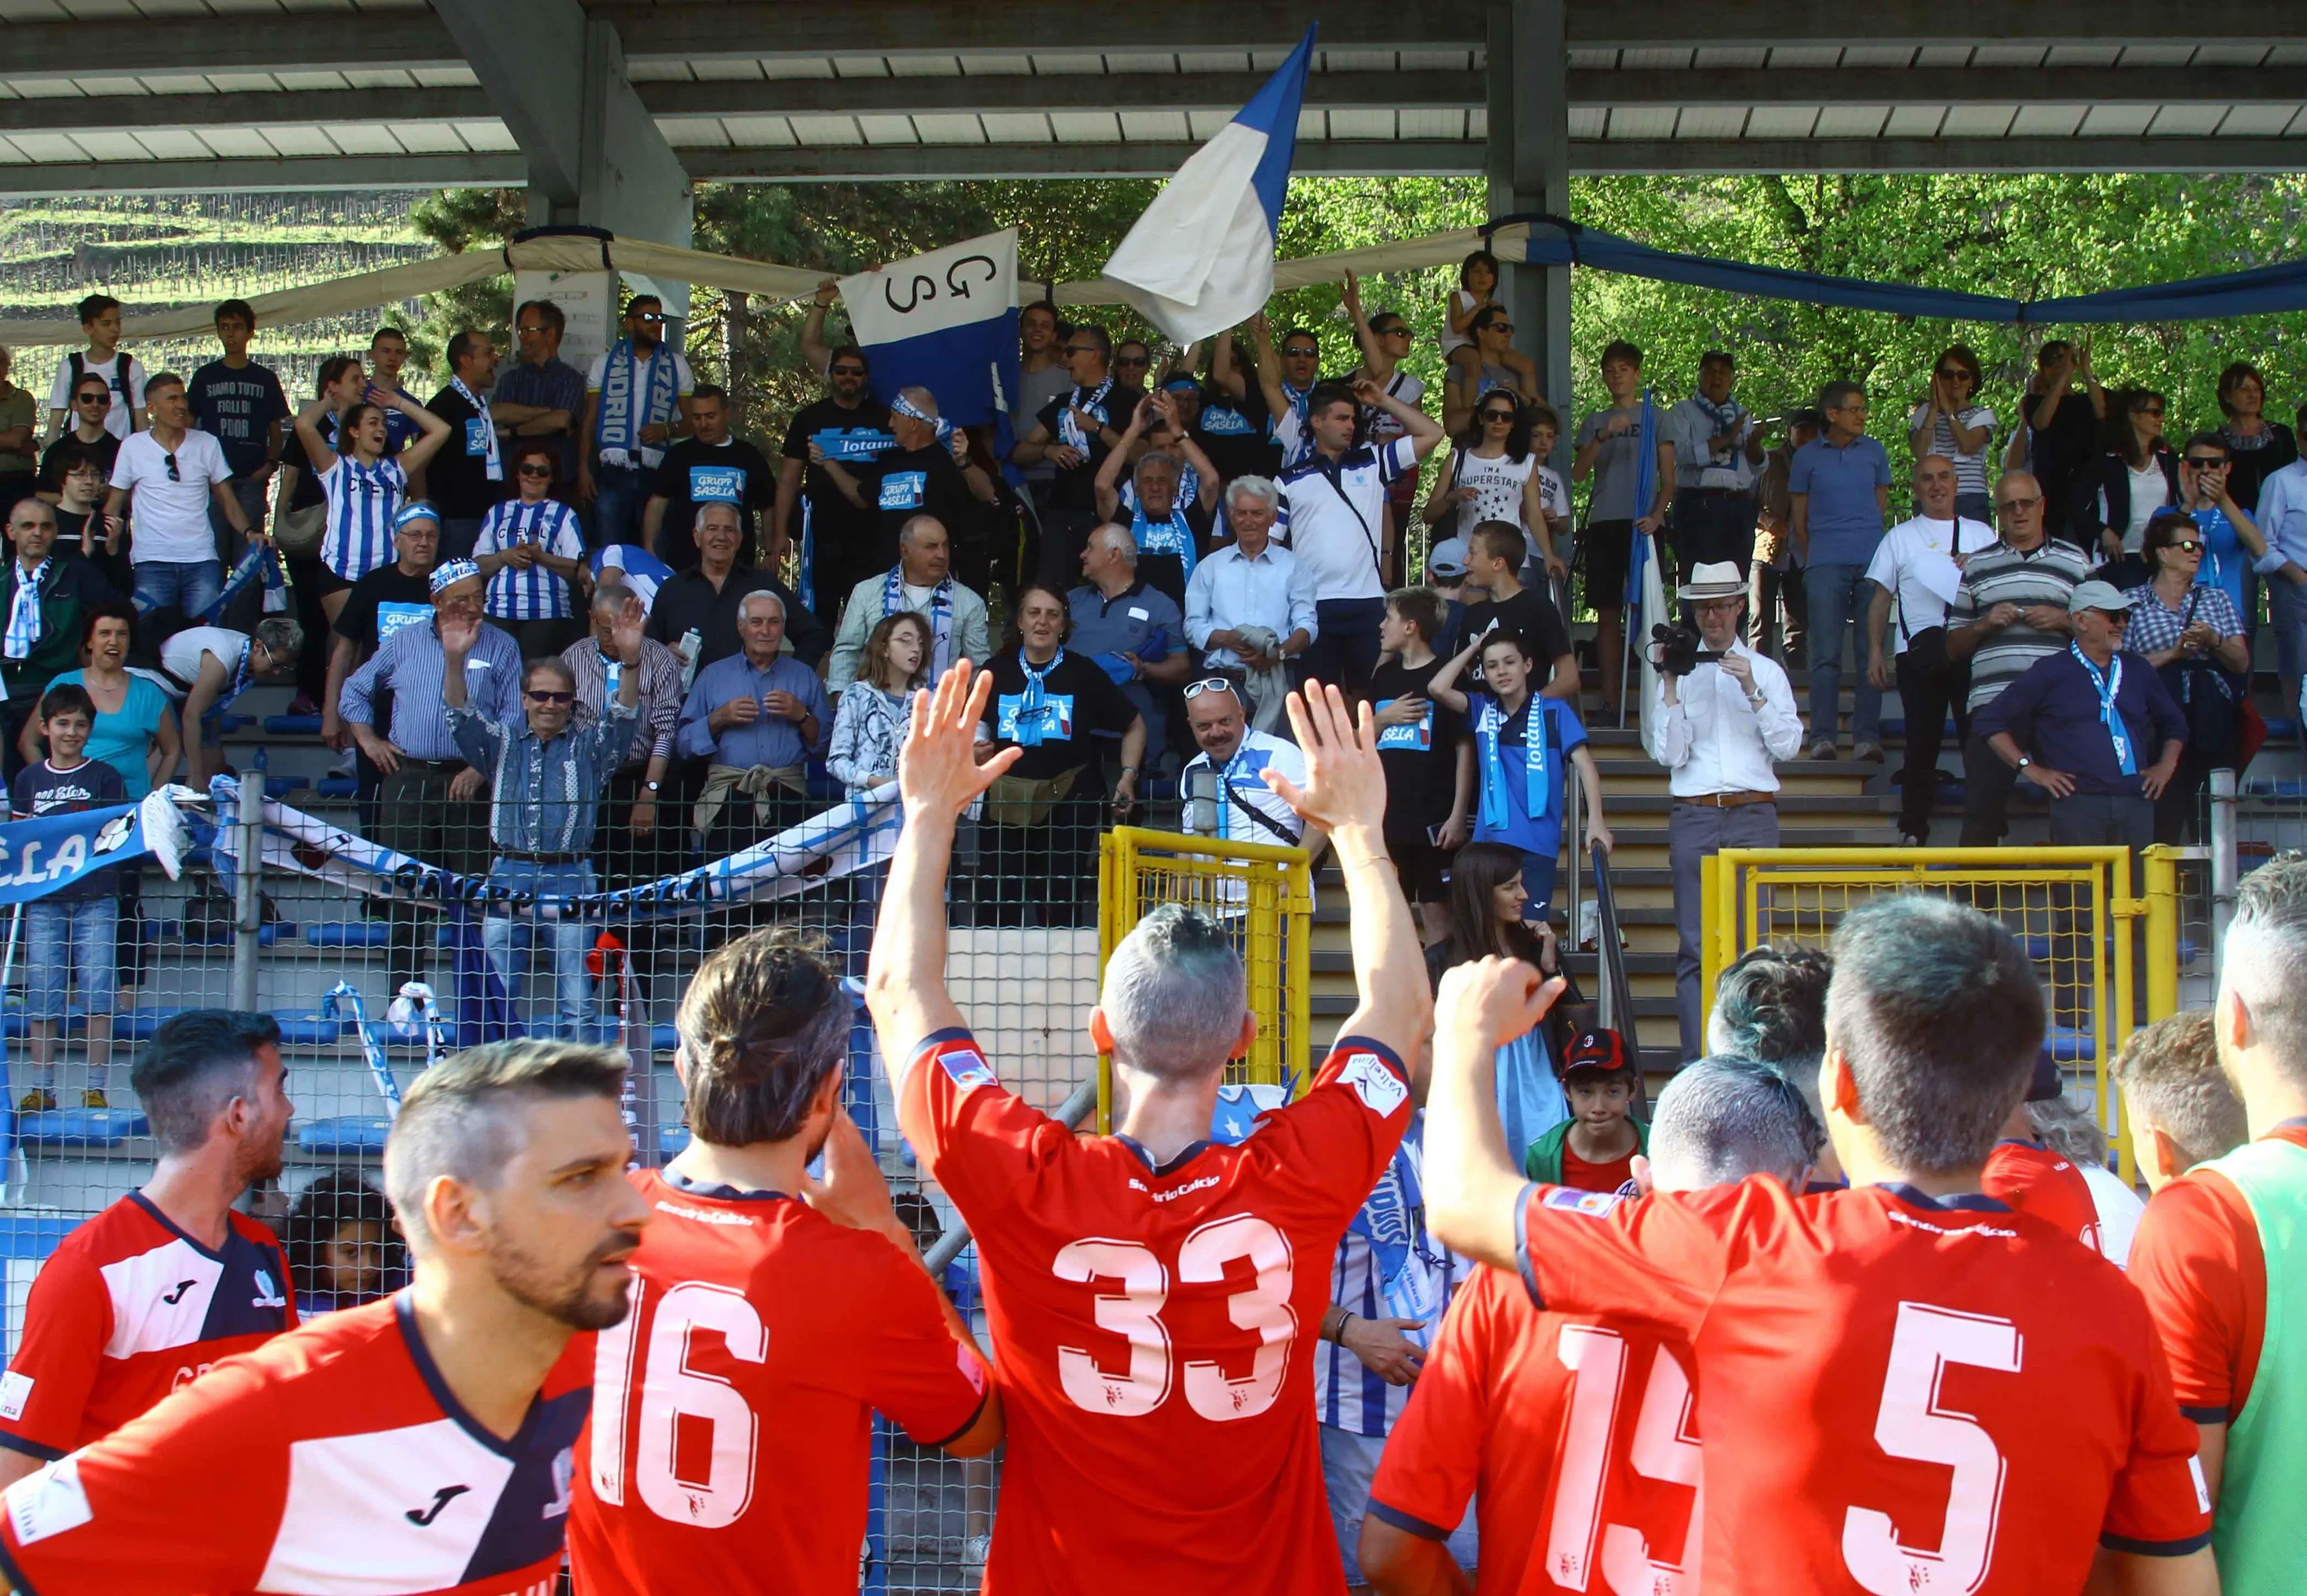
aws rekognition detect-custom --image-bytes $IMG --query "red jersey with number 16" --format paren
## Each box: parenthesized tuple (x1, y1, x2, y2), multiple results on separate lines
(900, 1027, 1414, 1596)
(1513, 1178, 2211, 1594)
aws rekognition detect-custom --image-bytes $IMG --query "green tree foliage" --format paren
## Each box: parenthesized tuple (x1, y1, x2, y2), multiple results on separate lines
(401, 188, 528, 381)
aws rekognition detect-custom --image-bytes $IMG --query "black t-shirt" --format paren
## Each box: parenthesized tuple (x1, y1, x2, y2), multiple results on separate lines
(11, 757, 126, 898)
(2022, 386, 2105, 534)
(422, 384, 506, 520)
(979, 648, 1139, 784)
(186, 359, 288, 481)
(1036, 382, 1146, 515)
(1194, 383, 1278, 485)
(1124, 499, 1215, 611)
(651, 435, 776, 572)
(780, 393, 892, 565)
(36, 431, 118, 491)
(334, 564, 436, 651)
(862, 445, 982, 574)
(1462, 588, 1576, 692)
(1368, 656, 1462, 845)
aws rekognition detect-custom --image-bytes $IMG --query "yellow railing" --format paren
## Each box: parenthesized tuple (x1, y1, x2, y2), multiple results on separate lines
(1096, 826, 1312, 1133)
(1700, 846, 2184, 1182)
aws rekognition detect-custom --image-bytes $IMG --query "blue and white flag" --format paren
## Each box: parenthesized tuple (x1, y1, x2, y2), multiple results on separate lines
(0, 789, 190, 905)
(1102, 26, 1316, 341)
(591, 544, 672, 614)
(840, 229, 1020, 437)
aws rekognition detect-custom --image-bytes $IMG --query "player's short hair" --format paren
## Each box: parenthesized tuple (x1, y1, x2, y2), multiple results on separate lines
(2112, 1009, 2248, 1174)
(1650, 1056, 1823, 1189)
(1099, 904, 1248, 1083)
(1470, 520, 1526, 570)
(2223, 852, 2307, 1092)
(77, 292, 122, 326)
(133, 1009, 284, 1155)
(384, 1040, 629, 1253)
(674, 928, 851, 1148)
(1708, 944, 1833, 1070)
(37, 682, 95, 725)
(1825, 894, 2042, 1174)
(1385, 585, 1444, 642)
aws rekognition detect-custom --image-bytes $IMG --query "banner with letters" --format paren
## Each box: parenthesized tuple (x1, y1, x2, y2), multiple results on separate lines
(840, 230, 1020, 441)
(0, 789, 191, 906)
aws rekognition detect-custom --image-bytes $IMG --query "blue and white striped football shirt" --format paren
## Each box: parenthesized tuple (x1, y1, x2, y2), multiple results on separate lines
(1314, 1118, 1472, 1438)
(318, 453, 408, 583)
(477, 497, 586, 621)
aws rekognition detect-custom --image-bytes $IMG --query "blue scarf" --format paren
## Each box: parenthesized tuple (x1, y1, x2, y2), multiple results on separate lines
(2069, 644, 2138, 776)
(1279, 379, 1314, 465)
(1057, 378, 1113, 453)
(1348, 1126, 1449, 1346)
(3, 558, 47, 662)
(1476, 696, 1549, 830)
(1130, 502, 1198, 585)
(886, 564, 956, 674)
(1015, 647, 1064, 746)
(593, 339, 678, 463)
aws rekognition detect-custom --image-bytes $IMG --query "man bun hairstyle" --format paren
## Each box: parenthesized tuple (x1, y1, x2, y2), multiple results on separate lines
(133, 1009, 284, 1154)
(1825, 895, 2042, 1175)
(675, 927, 853, 1148)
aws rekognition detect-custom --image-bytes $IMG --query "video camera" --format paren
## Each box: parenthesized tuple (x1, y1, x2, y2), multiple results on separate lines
(1650, 623, 1727, 677)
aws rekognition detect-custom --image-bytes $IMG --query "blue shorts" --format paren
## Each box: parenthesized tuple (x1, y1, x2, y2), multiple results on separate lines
(24, 896, 118, 1020)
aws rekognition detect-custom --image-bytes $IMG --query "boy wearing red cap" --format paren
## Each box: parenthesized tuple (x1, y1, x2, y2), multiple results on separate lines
(1523, 1027, 1648, 1194)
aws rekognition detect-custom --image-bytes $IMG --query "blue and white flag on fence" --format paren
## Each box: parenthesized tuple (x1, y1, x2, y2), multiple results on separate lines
(840, 229, 1020, 438)
(0, 790, 189, 905)
(1102, 26, 1316, 342)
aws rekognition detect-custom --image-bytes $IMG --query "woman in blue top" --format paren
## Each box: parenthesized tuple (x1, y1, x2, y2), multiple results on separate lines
(1430, 625, 1611, 917)
(20, 601, 177, 797)
(2174, 431, 2265, 621)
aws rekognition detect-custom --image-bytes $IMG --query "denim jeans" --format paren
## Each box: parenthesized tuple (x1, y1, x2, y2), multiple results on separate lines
(1803, 561, 1883, 747)
(587, 462, 647, 551)
(480, 859, 598, 1040)
(134, 558, 223, 621)
(1304, 598, 1385, 702)
(25, 896, 118, 1019)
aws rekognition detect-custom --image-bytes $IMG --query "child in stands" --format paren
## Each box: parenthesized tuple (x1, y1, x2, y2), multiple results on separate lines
(10, 684, 125, 1110)
(1523, 1027, 1648, 1194)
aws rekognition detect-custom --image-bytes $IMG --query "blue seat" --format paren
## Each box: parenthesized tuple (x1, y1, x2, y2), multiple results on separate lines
(659, 1124, 692, 1156)
(175, 919, 292, 948)
(0, 1010, 85, 1039)
(262, 776, 306, 797)
(219, 712, 255, 733)
(114, 1007, 189, 1042)
(653, 1023, 679, 1053)
(315, 775, 358, 799)
(2048, 1026, 2096, 1062)
(298, 1116, 392, 1154)
(306, 922, 390, 949)
(16, 1108, 148, 1147)
(264, 714, 324, 736)
(2261, 716, 2300, 742)
(271, 1011, 347, 1047)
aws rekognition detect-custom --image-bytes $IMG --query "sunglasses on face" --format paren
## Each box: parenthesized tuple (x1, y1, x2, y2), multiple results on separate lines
(1066, 343, 1102, 355)
(2097, 610, 2132, 625)
(2167, 539, 2205, 554)
(76, 392, 110, 406)
(1934, 367, 1972, 381)
(1116, 354, 1149, 366)
(2186, 456, 2226, 469)
(2137, 405, 2166, 417)
(1482, 410, 1517, 424)
(517, 323, 547, 337)
(1482, 321, 1515, 335)
(1284, 346, 1320, 360)
(1996, 494, 2042, 512)
(516, 464, 553, 478)
(629, 311, 667, 324)
(525, 689, 575, 704)
(829, 365, 867, 378)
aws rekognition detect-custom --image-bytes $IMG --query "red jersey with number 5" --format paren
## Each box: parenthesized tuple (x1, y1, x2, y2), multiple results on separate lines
(1512, 1178, 2211, 1594)
(1369, 1264, 1701, 1595)
(899, 1027, 1413, 1595)
(566, 1167, 989, 1596)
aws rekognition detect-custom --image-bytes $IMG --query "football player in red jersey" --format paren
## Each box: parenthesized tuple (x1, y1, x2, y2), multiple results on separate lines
(1360, 1055, 1825, 1595)
(0, 1040, 651, 1596)
(866, 663, 1430, 1595)
(1425, 896, 2218, 1596)
(569, 927, 1000, 1593)
(0, 1010, 296, 1487)
(1981, 1047, 2106, 1253)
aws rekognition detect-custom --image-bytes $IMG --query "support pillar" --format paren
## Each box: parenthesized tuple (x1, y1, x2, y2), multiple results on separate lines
(1486, 0, 1572, 426)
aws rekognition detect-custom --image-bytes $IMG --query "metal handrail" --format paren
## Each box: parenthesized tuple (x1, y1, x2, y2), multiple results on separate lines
(1586, 838, 1647, 1106)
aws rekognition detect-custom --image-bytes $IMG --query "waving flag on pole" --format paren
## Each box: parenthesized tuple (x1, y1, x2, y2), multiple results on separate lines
(839, 228, 1020, 436)
(1102, 25, 1317, 341)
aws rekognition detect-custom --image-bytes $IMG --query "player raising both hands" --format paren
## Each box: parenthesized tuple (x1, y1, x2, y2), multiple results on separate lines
(1423, 896, 2218, 1596)
(866, 663, 1431, 1594)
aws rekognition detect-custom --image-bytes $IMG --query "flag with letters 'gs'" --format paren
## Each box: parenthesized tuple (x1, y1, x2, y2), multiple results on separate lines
(839, 228, 1021, 443)
(1101, 25, 1316, 342)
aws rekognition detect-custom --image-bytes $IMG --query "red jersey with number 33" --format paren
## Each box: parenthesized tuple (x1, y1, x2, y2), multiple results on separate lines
(1369, 1264, 1702, 1595)
(900, 1027, 1413, 1596)
(1513, 1178, 2211, 1594)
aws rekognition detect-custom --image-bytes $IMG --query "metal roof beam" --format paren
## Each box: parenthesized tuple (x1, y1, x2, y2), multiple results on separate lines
(1566, 0, 2283, 46)
(680, 141, 1485, 181)
(1592, 66, 2307, 108)
(0, 153, 524, 197)
(1581, 136, 2307, 174)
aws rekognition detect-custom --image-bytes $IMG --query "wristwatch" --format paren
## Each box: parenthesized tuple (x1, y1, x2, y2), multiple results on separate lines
(644, 780, 662, 793)
(2015, 757, 2033, 772)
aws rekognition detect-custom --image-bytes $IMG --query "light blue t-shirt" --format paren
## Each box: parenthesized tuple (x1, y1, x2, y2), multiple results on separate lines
(1465, 690, 1587, 857)
(1789, 433, 1893, 566)
(48, 670, 170, 799)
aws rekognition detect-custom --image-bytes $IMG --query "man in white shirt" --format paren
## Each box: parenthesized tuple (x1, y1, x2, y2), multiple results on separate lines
(825, 513, 991, 691)
(1865, 455, 1994, 846)
(580, 294, 694, 550)
(102, 372, 258, 621)
(1185, 476, 1315, 728)
(1178, 677, 1320, 865)
(1649, 559, 1803, 1061)
(1666, 350, 1765, 588)
(1275, 376, 1444, 699)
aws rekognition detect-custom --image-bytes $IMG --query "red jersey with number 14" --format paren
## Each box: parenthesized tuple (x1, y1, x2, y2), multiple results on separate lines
(900, 1027, 1414, 1596)
(566, 1166, 989, 1596)
(1513, 1178, 2211, 1594)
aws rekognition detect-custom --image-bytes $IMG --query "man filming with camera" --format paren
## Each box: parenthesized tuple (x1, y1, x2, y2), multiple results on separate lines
(1648, 560, 1804, 1061)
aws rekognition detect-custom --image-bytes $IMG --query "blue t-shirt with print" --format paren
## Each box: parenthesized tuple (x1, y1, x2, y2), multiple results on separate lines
(1463, 690, 1586, 855)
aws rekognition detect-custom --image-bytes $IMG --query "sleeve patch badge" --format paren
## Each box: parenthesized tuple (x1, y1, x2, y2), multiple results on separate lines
(1542, 1186, 1628, 1218)
(6, 1456, 91, 1546)
(937, 1045, 998, 1095)
(1338, 1052, 1410, 1119)
(0, 1370, 31, 1421)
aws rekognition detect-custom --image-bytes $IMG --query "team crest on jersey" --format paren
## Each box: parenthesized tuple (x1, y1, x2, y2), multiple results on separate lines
(1337, 1053, 1408, 1119)
(1542, 1186, 1627, 1218)
(251, 1268, 287, 1310)
(0, 1371, 30, 1421)
(938, 1045, 997, 1095)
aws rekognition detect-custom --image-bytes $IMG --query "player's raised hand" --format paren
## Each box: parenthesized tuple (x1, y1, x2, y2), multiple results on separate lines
(1436, 956, 1565, 1052)
(1265, 679, 1387, 837)
(901, 659, 1019, 820)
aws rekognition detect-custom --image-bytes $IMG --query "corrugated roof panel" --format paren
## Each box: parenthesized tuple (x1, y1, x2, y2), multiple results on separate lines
(1029, 54, 1106, 76)
(1118, 108, 1193, 141)
(622, 61, 692, 82)
(1939, 104, 2019, 137)
(1968, 46, 2047, 67)
(1744, 106, 1820, 138)
(717, 114, 798, 147)
(137, 73, 217, 93)
(2216, 104, 2303, 135)
(193, 123, 273, 157)
(66, 74, 146, 93)
(129, 126, 206, 157)
(1567, 106, 1606, 138)
(5, 132, 85, 162)
(1103, 52, 1178, 75)
(1836, 46, 1915, 67)
(1177, 51, 1253, 73)
(1883, 104, 1947, 137)
(2267, 45, 2307, 65)
(1468, 106, 1488, 140)
(341, 69, 416, 90)
(2045, 44, 2121, 67)
(6, 78, 89, 98)
(855, 114, 919, 144)
(204, 73, 287, 93)
(827, 57, 892, 78)
(269, 71, 351, 91)
(978, 111, 1053, 142)
(1322, 49, 1396, 72)
(2009, 104, 2086, 136)
(1912, 46, 1974, 67)
(2192, 44, 2272, 66)
(885, 55, 961, 77)
(2115, 44, 2195, 67)
(1397, 108, 1466, 141)
(786, 113, 865, 145)
(258, 123, 336, 157)
(1607, 106, 1677, 139)
(410, 63, 474, 86)
(1566, 49, 1617, 69)
(1691, 47, 1767, 69)
(449, 118, 517, 151)
(2078, 103, 2158, 135)
(1329, 107, 1398, 140)
(658, 119, 731, 147)
(394, 120, 467, 152)
(1673, 106, 1748, 139)
(1186, 108, 1230, 139)
(1814, 106, 1889, 137)
(0, 136, 31, 162)
(2147, 104, 2230, 136)
(1047, 110, 1121, 142)
(687, 58, 768, 81)
(326, 121, 403, 155)
(756, 57, 836, 80)
(1294, 107, 1327, 140)
(959, 56, 1033, 76)
(1397, 50, 1476, 72)
(911, 113, 986, 144)
(1619, 47, 1693, 69)
(1765, 47, 1841, 70)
